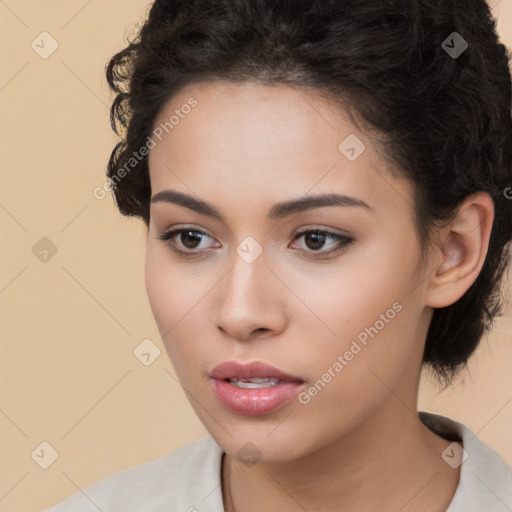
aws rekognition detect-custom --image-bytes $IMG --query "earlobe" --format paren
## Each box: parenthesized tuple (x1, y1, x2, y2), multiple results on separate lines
(425, 192, 494, 308)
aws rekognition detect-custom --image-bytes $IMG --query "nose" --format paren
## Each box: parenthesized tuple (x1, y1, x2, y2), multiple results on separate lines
(212, 250, 288, 342)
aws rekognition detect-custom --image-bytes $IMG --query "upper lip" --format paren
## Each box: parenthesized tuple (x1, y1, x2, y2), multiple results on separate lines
(210, 360, 304, 383)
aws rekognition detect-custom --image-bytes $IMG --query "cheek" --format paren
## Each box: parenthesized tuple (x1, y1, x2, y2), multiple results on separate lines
(288, 242, 423, 384)
(144, 244, 195, 343)
(144, 243, 213, 370)
(144, 245, 172, 330)
(292, 289, 417, 426)
(288, 253, 414, 341)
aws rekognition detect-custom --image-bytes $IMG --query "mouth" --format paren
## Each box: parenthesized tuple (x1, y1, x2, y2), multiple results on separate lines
(225, 377, 281, 388)
(209, 360, 306, 416)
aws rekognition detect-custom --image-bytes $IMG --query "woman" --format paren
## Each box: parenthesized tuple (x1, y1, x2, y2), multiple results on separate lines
(47, 0, 512, 510)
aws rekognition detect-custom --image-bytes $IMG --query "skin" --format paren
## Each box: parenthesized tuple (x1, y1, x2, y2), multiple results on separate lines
(144, 80, 494, 511)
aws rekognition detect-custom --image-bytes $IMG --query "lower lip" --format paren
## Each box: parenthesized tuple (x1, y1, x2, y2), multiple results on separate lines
(211, 379, 305, 416)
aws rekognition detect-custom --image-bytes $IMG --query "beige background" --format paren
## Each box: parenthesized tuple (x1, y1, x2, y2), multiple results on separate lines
(0, 1, 511, 510)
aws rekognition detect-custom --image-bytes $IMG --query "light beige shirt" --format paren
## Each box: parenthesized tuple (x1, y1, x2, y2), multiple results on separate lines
(46, 412, 512, 511)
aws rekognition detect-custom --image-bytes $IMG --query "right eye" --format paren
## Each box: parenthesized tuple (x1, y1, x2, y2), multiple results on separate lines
(158, 227, 221, 256)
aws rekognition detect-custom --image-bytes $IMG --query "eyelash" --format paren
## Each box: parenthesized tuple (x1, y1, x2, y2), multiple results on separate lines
(157, 226, 355, 259)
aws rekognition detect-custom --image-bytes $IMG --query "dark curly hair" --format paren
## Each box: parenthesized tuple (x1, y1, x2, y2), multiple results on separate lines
(105, 0, 512, 382)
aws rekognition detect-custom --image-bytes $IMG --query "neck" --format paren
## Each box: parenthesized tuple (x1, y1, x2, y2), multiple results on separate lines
(223, 398, 460, 512)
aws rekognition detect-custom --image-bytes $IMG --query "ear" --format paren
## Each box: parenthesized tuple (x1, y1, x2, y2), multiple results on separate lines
(424, 192, 494, 308)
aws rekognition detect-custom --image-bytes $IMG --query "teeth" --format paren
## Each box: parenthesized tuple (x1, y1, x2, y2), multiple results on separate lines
(229, 377, 280, 388)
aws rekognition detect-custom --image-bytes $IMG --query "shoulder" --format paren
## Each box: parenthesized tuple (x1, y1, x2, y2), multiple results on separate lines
(420, 411, 512, 512)
(45, 435, 225, 512)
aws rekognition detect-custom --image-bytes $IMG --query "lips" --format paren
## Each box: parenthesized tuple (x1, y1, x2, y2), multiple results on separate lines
(209, 360, 305, 416)
(209, 360, 304, 383)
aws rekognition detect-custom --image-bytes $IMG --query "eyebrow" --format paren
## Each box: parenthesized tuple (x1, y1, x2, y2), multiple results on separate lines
(150, 190, 372, 221)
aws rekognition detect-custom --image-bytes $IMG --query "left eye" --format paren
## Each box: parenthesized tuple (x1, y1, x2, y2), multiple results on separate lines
(290, 229, 354, 256)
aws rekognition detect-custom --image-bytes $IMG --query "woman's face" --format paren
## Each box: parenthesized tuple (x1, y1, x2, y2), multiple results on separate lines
(145, 80, 434, 462)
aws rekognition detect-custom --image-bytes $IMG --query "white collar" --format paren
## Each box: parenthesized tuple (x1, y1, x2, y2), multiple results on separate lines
(419, 412, 512, 511)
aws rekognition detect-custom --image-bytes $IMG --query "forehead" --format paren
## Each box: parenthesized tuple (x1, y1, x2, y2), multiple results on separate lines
(147, 80, 414, 218)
